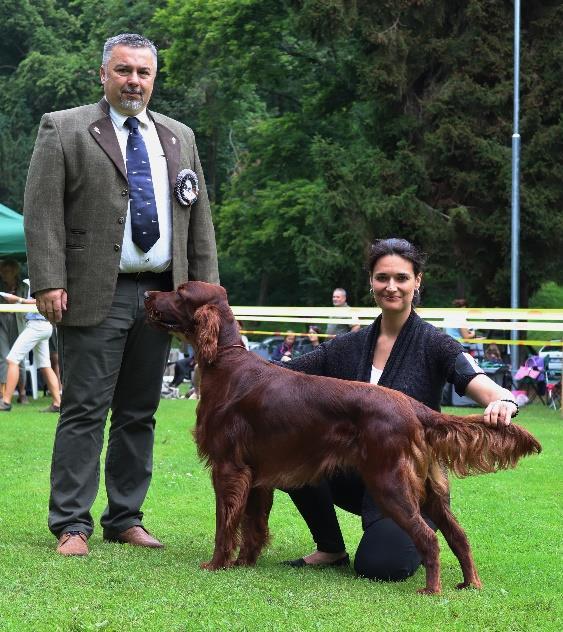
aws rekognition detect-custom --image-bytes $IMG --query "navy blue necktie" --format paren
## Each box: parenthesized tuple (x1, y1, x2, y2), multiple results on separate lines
(124, 116, 160, 252)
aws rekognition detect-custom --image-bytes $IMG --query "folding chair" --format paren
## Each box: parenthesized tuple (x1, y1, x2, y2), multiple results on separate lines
(24, 352, 38, 400)
(514, 355, 547, 405)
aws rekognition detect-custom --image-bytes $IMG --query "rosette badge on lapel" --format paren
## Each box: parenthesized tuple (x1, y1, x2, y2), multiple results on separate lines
(174, 169, 199, 207)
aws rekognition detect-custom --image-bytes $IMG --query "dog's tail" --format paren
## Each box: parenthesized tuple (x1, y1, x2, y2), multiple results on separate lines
(413, 401, 541, 478)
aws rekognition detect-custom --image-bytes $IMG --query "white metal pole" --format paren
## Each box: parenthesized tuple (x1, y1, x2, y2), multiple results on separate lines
(511, 0, 521, 373)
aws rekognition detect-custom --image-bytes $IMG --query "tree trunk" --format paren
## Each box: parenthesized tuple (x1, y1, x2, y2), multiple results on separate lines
(257, 272, 269, 306)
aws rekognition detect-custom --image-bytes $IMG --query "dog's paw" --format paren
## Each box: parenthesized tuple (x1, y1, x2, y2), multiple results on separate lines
(234, 558, 257, 567)
(200, 560, 234, 571)
(417, 586, 441, 595)
(455, 579, 482, 590)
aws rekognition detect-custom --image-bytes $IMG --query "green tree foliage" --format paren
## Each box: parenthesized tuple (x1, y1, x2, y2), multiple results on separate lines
(157, 0, 563, 306)
(1, 1, 561, 308)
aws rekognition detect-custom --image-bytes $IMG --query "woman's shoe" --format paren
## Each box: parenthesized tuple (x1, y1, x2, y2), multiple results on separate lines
(283, 553, 350, 568)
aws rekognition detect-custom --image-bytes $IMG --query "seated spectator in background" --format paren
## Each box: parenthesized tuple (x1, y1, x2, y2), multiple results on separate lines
(272, 332, 296, 362)
(238, 321, 250, 350)
(444, 298, 476, 351)
(307, 325, 321, 349)
(0, 259, 27, 403)
(0, 284, 61, 413)
(326, 288, 361, 338)
(484, 344, 503, 363)
(170, 351, 196, 389)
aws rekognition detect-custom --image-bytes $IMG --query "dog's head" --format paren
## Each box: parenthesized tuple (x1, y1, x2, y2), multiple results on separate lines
(145, 281, 229, 364)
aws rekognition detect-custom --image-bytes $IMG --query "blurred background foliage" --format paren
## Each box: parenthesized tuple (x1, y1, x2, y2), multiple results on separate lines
(1, 0, 561, 308)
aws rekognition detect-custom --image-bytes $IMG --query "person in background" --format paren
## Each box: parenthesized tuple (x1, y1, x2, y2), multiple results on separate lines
(0, 285, 61, 413)
(278, 238, 518, 582)
(272, 332, 296, 362)
(307, 325, 321, 349)
(484, 343, 503, 363)
(238, 321, 250, 350)
(169, 348, 196, 389)
(23, 33, 219, 556)
(444, 298, 476, 350)
(326, 288, 361, 338)
(0, 259, 28, 403)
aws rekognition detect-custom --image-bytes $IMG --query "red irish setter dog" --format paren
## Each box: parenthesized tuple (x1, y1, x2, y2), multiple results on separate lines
(145, 281, 541, 594)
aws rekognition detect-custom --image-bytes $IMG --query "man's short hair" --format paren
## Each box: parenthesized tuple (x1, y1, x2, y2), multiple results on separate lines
(102, 33, 158, 68)
(333, 288, 347, 298)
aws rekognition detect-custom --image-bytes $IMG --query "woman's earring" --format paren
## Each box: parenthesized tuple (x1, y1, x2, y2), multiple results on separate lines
(369, 287, 374, 295)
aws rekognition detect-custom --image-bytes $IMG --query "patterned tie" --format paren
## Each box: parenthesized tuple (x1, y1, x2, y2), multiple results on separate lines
(124, 116, 160, 252)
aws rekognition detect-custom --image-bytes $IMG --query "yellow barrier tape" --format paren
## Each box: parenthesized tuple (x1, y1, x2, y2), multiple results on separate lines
(240, 330, 562, 346)
(0, 304, 38, 313)
(235, 315, 563, 331)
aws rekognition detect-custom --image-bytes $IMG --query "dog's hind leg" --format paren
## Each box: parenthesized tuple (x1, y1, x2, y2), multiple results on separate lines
(201, 462, 252, 571)
(359, 465, 442, 594)
(422, 484, 482, 590)
(235, 486, 274, 567)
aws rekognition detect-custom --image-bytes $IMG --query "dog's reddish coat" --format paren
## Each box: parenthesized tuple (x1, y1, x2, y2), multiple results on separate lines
(146, 281, 541, 594)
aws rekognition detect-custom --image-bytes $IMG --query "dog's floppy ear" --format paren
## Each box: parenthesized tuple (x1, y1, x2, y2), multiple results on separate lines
(194, 304, 221, 364)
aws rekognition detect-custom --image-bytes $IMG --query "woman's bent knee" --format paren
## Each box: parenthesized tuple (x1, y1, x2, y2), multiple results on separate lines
(354, 554, 420, 582)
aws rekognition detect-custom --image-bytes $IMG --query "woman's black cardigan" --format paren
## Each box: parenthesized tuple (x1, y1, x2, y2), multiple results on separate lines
(284, 310, 474, 412)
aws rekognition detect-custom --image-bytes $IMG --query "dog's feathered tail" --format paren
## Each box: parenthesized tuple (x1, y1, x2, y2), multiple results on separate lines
(413, 401, 541, 479)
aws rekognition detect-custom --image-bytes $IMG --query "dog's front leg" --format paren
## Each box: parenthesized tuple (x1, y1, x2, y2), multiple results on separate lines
(235, 486, 274, 567)
(201, 463, 252, 571)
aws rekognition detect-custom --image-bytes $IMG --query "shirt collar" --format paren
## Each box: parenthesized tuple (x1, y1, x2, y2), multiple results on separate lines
(107, 101, 151, 130)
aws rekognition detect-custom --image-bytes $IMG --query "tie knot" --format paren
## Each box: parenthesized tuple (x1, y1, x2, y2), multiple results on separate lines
(125, 117, 140, 132)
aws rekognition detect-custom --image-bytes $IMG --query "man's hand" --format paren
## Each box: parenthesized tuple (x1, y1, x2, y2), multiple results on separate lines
(35, 289, 67, 323)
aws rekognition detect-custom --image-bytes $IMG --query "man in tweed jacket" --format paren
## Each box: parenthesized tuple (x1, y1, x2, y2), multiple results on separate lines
(24, 33, 219, 556)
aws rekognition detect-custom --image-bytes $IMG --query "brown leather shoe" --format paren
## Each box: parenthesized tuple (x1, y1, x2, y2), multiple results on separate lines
(56, 531, 89, 556)
(104, 526, 164, 548)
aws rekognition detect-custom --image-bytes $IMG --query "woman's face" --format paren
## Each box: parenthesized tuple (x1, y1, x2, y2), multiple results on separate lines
(370, 255, 421, 314)
(285, 335, 296, 346)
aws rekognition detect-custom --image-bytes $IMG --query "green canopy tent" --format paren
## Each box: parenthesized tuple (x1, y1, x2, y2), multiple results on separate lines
(0, 203, 26, 260)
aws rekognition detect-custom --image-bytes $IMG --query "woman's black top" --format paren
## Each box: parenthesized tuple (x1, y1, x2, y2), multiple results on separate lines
(284, 310, 477, 411)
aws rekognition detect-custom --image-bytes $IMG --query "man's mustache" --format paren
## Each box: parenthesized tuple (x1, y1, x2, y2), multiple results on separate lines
(121, 88, 143, 96)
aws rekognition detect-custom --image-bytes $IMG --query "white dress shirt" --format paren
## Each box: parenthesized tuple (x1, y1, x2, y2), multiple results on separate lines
(108, 104, 172, 272)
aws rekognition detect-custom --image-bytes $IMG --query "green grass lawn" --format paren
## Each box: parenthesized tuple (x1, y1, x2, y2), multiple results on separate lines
(0, 399, 560, 631)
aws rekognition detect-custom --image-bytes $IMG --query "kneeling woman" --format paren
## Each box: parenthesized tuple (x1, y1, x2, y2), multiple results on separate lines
(280, 238, 517, 581)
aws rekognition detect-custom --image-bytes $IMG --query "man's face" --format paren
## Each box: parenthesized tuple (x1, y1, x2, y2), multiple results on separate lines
(100, 45, 156, 115)
(332, 290, 346, 307)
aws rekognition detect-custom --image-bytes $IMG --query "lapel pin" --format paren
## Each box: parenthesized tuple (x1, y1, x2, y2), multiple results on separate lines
(93, 126, 101, 134)
(171, 137, 177, 145)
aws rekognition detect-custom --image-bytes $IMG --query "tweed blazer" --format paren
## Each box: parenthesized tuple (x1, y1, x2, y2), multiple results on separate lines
(23, 99, 219, 326)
